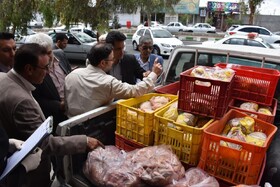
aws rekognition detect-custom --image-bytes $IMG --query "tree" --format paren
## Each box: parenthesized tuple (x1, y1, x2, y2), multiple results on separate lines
(0, 0, 40, 34)
(248, 0, 264, 24)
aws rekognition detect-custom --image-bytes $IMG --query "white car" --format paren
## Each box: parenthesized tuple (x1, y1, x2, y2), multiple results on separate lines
(162, 22, 187, 33)
(132, 27, 183, 56)
(225, 25, 280, 44)
(203, 34, 278, 49)
(185, 23, 216, 33)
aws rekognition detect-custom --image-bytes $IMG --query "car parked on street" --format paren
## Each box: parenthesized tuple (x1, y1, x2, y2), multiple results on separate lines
(48, 30, 97, 63)
(70, 27, 97, 39)
(185, 23, 216, 33)
(132, 27, 183, 56)
(225, 25, 280, 44)
(162, 22, 187, 33)
(203, 33, 278, 49)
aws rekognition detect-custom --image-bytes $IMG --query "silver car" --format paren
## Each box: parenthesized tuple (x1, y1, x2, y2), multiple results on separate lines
(162, 22, 187, 33)
(48, 31, 97, 63)
(185, 23, 216, 33)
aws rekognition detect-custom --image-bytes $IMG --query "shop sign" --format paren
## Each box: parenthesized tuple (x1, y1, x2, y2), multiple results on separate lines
(174, 0, 200, 14)
(207, 2, 240, 12)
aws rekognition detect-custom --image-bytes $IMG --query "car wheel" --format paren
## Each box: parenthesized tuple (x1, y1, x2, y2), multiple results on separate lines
(132, 41, 138, 50)
(179, 29, 183, 32)
(153, 46, 160, 55)
(187, 30, 193, 33)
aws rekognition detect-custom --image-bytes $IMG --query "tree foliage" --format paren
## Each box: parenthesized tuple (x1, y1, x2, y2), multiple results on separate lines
(0, 0, 40, 34)
(0, 0, 180, 33)
(248, 0, 264, 24)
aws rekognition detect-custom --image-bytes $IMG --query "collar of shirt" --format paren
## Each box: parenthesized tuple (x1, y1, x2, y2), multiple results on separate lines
(11, 69, 35, 92)
(0, 63, 11, 73)
(136, 55, 150, 71)
(87, 64, 107, 74)
(49, 56, 59, 72)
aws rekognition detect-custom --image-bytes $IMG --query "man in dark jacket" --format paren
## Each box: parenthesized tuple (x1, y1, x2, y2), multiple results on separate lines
(0, 32, 16, 73)
(106, 31, 146, 84)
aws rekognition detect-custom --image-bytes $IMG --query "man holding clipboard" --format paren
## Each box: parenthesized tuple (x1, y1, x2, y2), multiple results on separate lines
(0, 126, 42, 186)
(0, 43, 104, 187)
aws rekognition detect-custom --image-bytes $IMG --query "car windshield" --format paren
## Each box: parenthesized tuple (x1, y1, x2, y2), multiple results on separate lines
(72, 32, 95, 43)
(151, 29, 173, 38)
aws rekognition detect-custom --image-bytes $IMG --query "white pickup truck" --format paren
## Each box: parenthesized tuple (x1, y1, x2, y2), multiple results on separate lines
(56, 44, 280, 187)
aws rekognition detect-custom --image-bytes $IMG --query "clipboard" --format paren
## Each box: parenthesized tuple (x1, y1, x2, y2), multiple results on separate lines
(0, 116, 53, 181)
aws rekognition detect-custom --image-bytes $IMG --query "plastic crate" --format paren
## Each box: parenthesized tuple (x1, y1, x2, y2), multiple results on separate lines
(198, 109, 277, 185)
(228, 98, 277, 124)
(116, 93, 177, 146)
(215, 63, 280, 105)
(115, 132, 145, 152)
(154, 100, 214, 165)
(178, 66, 234, 119)
(154, 81, 180, 95)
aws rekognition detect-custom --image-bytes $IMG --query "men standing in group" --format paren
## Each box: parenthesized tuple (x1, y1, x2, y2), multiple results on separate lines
(26, 33, 71, 127)
(65, 43, 162, 117)
(0, 32, 16, 72)
(0, 43, 104, 187)
(106, 31, 146, 84)
(134, 36, 164, 76)
(53, 33, 68, 50)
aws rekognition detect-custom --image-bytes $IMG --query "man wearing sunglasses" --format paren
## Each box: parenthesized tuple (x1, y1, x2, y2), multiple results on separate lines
(0, 32, 16, 73)
(134, 36, 163, 78)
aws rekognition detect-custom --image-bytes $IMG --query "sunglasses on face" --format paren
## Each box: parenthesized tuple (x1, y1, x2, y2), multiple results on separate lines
(142, 46, 153, 50)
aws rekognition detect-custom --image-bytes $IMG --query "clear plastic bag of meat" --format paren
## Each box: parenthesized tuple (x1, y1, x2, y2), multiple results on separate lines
(129, 145, 185, 186)
(83, 146, 125, 186)
(167, 167, 219, 187)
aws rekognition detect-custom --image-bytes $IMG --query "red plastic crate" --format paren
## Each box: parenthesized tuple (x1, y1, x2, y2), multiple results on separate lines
(198, 109, 277, 185)
(228, 98, 277, 124)
(115, 132, 145, 152)
(178, 66, 234, 119)
(154, 81, 180, 95)
(215, 63, 280, 105)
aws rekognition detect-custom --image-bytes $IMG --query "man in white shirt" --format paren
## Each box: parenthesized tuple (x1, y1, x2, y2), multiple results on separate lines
(65, 43, 162, 117)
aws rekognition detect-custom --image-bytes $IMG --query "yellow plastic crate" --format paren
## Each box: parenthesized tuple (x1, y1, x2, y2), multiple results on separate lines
(116, 93, 177, 146)
(154, 100, 214, 165)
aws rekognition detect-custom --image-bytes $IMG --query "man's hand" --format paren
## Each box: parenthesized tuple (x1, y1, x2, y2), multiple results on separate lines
(21, 147, 42, 172)
(143, 71, 151, 77)
(9, 139, 24, 153)
(86, 137, 105, 151)
(152, 58, 162, 77)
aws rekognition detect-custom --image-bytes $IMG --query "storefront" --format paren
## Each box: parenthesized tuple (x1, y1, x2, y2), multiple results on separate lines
(207, 1, 240, 30)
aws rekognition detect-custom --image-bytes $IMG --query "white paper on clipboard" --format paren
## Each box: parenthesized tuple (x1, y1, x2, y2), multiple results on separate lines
(0, 116, 53, 181)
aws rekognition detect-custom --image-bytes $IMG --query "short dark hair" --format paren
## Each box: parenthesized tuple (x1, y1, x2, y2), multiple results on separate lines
(14, 43, 48, 73)
(0, 32, 14, 40)
(105, 31, 126, 46)
(55, 33, 68, 42)
(139, 36, 153, 46)
(88, 43, 113, 66)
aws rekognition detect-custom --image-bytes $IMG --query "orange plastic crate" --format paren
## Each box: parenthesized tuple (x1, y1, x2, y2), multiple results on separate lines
(178, 66, 234, 119)
(228, 98, 277, 124)
(198, 109, 277, 185)
(115, 132, 145, 152)
(155, 81, 180, 95)
(116, 93, 177, 146)
(215, 63, 280, 105)
(154, 100, 214, 165)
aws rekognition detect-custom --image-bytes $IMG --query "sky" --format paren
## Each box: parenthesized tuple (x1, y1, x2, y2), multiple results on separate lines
(199, 0, 280, 15)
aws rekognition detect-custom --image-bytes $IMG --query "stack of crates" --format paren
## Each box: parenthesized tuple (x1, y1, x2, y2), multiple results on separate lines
(198, 63, 280, 185)
(199, 109, 277, 185)
(154, 66, 235, 165)
(216, 63, 280, 124)
(115, 93, 177, 151)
